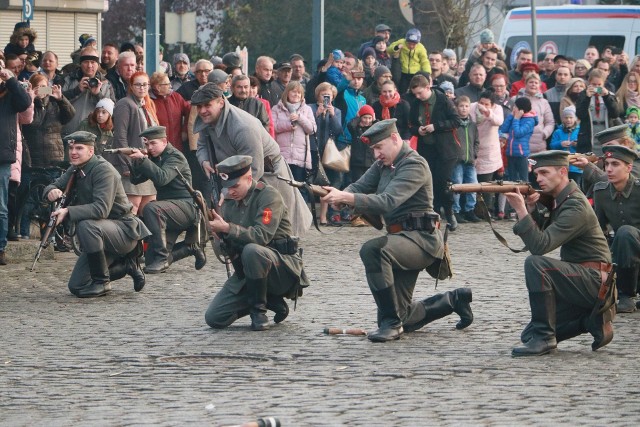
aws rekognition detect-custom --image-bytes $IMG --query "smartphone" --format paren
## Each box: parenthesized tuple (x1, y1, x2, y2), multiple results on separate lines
(323, 94, 330, 107)
(595, 87, 602, 94)
(38, 86, 52, 96)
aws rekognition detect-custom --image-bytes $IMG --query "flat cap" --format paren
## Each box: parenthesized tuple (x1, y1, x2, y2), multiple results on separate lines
(595, 124, 629, 146)
(375, 24, 391, 32)
(139, 126, 167, 140)
(191, 83, 225, 105)
(277, 61, 292, 70)
(63, 131, 96, 146)
(222, 52, 242, 69)
(360, 119, 398, 146)
(217, 155, 252, 188)
(528, 150, 569, 169)
(208, 69, 229, 85)
(603, 145, 639, 164)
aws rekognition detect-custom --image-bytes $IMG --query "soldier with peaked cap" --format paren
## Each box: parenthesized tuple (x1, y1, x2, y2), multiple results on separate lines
(322, 119, 473, 343)
(191, 83, 312, 238)
(592, 144, 640, 313)
(127, 126, 206, 274)
(43, 131, 150, 298)
(204, 155, 309, 331)
(504, 150, 613, 357)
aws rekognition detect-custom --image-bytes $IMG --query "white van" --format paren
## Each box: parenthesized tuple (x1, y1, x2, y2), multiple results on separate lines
(498, 5, 640, 68)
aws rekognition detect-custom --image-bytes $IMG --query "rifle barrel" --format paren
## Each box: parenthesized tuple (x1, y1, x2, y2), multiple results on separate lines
(449, 182, 535, 194)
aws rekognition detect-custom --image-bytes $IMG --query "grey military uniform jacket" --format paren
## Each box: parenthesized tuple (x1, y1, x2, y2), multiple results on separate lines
(44, 155, 150, 241)
(194, 100, 312, 237)
(345, 142, 444, 259)
(594, 175, 640, 232)
(513, 180, 611, 264)
(222, 180, 309, 293)
(129, 143, 193, 201)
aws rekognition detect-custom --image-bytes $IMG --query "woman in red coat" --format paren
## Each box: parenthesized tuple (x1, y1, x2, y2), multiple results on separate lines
(150, 72, 190, 152)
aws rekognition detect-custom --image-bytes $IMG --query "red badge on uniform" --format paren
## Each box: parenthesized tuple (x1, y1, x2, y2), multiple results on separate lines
(262, 208, 272, 224)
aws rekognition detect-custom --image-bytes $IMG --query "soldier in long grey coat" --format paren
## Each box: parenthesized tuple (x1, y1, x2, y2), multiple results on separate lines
(191, 83, 312, 238)
(322, 119, 473, 343)
(44, 131, 150, 298)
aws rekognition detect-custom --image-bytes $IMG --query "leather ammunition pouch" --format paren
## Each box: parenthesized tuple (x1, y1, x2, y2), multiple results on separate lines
(268, 237, 299, 255)
(386, 212, 440, 234)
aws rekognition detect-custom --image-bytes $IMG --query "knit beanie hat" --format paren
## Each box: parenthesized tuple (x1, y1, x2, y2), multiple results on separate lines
(439, 81, 455, 94)
(374, 66, 391, 82)
(332, 49, 345, 60)
(562, 105, 576, 118)
(626, 106, 640, 118)
(96, 98, 115, 116)
(358, 104, 375, 118)
(362, 47, 376, 60)
(442, 48, 457, 60)
(480, 29, 494, 44)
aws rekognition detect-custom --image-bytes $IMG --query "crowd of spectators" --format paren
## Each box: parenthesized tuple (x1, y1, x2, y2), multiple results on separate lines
(0, 20, 635, 264)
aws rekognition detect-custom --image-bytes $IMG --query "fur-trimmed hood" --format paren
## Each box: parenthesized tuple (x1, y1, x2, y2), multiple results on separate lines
(10, 26, 37, 44)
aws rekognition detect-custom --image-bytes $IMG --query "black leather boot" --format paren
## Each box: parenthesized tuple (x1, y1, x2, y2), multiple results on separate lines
(445, 209, 458, 232)
(144, 231, 169, 274)
(512, 291, 557, 357)
(126, 254, 146, 292)
(267, 294, 289, 323)
(522, 316, 587, 344)
(170, 242, 207, 270)
(368, 287, 403, 342)
(78, 251, 111, 298)
(404, 288, 473, 332)
(246, 277, 270, 331)
(616, 267, 638, 313)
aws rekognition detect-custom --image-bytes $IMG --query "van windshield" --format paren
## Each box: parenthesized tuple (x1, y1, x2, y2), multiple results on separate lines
(504, 35, 625, 68)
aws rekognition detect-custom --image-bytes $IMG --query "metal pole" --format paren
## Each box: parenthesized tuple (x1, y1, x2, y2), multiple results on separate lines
(312, 0, 324, 69)
(145, 0, 160, 75)
(531, 0, 537, 58)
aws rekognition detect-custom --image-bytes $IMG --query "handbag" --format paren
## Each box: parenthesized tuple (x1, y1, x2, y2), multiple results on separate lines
(322, 137, 351, 172)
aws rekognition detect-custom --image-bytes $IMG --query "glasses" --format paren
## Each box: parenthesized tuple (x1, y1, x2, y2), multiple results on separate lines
(195, 69, 212, 74)
(132, 83, 149, 88)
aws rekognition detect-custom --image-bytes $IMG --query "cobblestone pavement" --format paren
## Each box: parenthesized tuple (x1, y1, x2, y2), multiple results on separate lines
(1, 221, 639, 426)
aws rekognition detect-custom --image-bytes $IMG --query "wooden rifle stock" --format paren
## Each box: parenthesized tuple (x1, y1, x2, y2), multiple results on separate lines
(449, 182, 539, 195)
(568, 152, 599, 163)
(277, 175, 384, 230)
(103, 147, 148, 155)
(31, 169, 77, 271)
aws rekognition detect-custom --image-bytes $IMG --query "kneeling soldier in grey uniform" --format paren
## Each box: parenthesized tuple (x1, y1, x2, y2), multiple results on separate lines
(322, 119, 473, 343)
(592, 142, 640, 313)
(204, 155, 309, 331)
(45, 131, 150, 298)
(505, 150, 614, 357)
(127, 126, 206, 274)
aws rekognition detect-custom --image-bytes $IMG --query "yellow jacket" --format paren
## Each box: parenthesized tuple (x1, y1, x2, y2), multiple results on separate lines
(387, 38, 432, 75)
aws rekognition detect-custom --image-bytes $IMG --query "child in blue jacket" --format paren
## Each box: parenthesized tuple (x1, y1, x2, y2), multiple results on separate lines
(550, 105, 582, 186)
(499, 97, 538, 182)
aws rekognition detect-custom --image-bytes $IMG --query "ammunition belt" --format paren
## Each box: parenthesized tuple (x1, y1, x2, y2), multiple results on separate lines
(268, 237, 299, 255)
(386, 212, 440, 234)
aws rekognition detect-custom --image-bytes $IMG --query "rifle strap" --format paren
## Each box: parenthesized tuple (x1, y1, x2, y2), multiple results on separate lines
(476, 194, 529, 254)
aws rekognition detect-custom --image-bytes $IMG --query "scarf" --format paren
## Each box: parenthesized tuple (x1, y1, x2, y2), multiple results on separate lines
(379, 91, 401, 120)
(285, 101, 301, 113)
(627, 90, 640, 108)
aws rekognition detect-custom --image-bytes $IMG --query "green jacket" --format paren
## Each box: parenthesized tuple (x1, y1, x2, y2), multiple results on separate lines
(513, 180, 611, 263)
(594, 175, 640, 232)
(44, 155, 150, 241)
(129, 143, 192, 201)
(345, 141, 444, 259)
(223, 180, 308, 289)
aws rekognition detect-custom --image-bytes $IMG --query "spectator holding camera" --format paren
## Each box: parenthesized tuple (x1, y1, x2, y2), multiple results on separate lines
(62, 46, 115, 136)
(575, 69, 620, 155)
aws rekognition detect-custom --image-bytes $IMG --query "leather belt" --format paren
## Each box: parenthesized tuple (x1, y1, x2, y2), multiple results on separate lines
(581, 261, 613, 286)
(386, 220, 440, 234)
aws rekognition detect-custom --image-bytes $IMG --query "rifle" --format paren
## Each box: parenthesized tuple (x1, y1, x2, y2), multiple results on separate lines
(277, 175, 384, 230)
(448, 181, 554, 210)
(568, 152, 599, 163)
(103, 147, 148, 155)
(173, 167, 231, 278)
(31, 169, 77, 272)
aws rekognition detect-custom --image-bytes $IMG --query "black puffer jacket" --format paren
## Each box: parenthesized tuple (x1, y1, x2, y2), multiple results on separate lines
(22, 95, 76, 167)
(0, 78, 32, 165)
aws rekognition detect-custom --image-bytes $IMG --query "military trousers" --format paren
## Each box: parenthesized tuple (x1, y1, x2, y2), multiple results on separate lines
(142, 199, 196, 265)
(360, 234, 438, 325)
(611, 225, 640, 268)
(68, 219, 138, 294)
(204, 243, 299, 328)
(522, 255, 601, 335)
